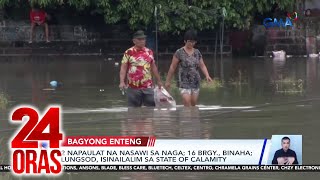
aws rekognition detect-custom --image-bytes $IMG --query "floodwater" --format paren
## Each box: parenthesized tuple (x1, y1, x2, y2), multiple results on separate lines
(0, 55, 320, 179)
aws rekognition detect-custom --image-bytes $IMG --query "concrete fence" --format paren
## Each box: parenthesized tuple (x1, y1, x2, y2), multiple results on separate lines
(0, 21, 232, 57)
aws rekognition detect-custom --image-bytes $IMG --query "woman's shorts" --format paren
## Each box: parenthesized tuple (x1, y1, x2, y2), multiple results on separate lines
(179, 88, 200, 95)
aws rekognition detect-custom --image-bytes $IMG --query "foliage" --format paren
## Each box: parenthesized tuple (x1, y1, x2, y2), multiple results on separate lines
(0, 0, 295, 32)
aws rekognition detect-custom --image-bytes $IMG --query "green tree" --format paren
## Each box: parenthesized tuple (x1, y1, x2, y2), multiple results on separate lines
(0, 0, 295, 32)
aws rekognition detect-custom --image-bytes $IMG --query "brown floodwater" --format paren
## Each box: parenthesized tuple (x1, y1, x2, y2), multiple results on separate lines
(0, 56, 319, 179)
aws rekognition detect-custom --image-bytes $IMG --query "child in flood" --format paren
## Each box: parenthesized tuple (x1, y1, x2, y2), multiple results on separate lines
(29, 4, 50, 43)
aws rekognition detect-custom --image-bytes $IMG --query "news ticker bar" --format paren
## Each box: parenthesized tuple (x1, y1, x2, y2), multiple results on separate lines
(1, 165, 320, 172)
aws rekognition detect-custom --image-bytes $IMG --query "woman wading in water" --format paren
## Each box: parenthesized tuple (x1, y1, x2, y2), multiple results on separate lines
(165, 30, 213, 107)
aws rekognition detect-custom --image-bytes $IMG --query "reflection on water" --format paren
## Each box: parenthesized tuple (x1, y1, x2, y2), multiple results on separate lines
(307, 58, 319, 95)
(120, 107, 206, 180)
(270, 58, 305, 95)
(121, 107, 206, 138)
(122, 108, 155, 136)
(177, 107, 202, 138)
(0, 56, 320, 179)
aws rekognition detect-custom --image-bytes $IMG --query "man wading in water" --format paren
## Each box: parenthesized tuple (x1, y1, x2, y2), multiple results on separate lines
(119, 30, 163, 107)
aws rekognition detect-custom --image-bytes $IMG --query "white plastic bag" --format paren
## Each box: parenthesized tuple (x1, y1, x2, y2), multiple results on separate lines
(154, 87, 176, 109)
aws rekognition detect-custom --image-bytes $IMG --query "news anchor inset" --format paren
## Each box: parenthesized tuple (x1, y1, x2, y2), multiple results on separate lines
(272, 137, 298, 165)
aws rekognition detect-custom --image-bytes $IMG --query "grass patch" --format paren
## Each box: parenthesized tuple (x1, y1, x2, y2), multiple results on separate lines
(274, 78, 304, 95)
(0, 92, 9, 110)
(0, 137, 12, 180)
(200, 79, 223, 89)
(160, 73, 223, 92)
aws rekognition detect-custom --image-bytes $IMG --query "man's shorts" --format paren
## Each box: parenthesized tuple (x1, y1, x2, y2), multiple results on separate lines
(127, 87, 155, 107)
(179, 88, 200, 95)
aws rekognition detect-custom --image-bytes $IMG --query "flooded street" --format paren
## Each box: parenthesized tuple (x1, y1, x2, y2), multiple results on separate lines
(0, 56, 320, 179)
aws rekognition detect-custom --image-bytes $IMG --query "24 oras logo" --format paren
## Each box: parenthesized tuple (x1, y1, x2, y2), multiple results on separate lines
(9, 105, 64, 176)
(263, 12, 298, 29)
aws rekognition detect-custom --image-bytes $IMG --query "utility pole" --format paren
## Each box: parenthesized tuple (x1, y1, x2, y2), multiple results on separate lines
(154, 5, 161, 68)
(220, 7, 227, 83)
